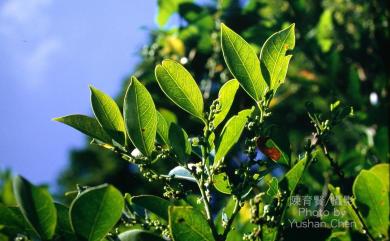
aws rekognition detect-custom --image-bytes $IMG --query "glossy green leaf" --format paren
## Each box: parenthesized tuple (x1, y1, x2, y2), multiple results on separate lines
(221, 24, 267, 101)
(119, 229, 166, 241)
(260, 24, 295, 91)
(212, 79, 239, 128)
(90, 86, 126, 144)
(53, 114, 112, 143)
(55, 203, 77, 241)
(213, 173, 232, 194)
(369, 163, 389, 192)
(353, 170, 389, 238)
(169, 206, 215, 241)
(131, 195, 171, 221)
(124, 76, 157, 157)
(169, 123, 192, 162)
(0, 204, 31, 234)
(214, 108, 253, 167)
(70, 184, 124, 241)
(13, 175, 57, 240)
(157, 111, 170, 145)
(155, 59, 205, 122)
(157, 0, 193, 27)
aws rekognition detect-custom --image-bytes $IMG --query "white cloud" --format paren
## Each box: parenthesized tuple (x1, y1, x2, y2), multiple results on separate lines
(1, 0, 51, 23)
(0, 0, 61, 88)
(24, 38, 61, 86)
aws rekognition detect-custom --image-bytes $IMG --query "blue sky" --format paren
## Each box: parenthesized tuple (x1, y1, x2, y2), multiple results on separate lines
(0, 0, 157, 185)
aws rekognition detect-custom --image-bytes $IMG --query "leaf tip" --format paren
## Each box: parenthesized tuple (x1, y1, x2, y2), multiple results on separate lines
(52, 117, 62, 122)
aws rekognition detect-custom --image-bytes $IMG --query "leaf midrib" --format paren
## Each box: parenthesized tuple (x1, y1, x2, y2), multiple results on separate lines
(93, 93, 120, 132)
(224, 28, 259, 100)
(161, 64, 201, 117)
(268, 27, 293, 85)
(134, 83, 150, 156)
(87, 189, 108, 241)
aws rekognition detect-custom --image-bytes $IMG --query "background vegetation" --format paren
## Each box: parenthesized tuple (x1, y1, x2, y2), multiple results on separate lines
(59, 0, 388, 197)
(0, 0, 388, 240)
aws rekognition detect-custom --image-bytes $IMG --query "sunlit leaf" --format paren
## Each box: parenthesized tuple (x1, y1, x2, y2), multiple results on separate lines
(353, 170, 389, 238)
(157, 0, 193, 27)
(221, 24, 267, 101)
(214, 108, 254, 167)
(260, 24, 295, 91)
(155, 59, 205, 122)
(280, 155, 307, 194)
(157, 111, 170, 145)
(90, 86, 126, 144)
(213, 173, 232, 195)
(369, 163, 389, 192)
(53, 115, 112, 143)
(212, 79, 239, 128)
(124, 76, 157, 157)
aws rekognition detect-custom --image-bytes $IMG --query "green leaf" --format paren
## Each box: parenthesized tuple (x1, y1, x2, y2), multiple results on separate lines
(326, 231, 351, 241)
(369, 163, 389, 192)
(260, 24, 295, 91)
(159, 108, 178, 124)
(70, 184, 124, 241)
(213, 173, 232, 195)
(157, 111, 170, 145)
(13, 175, 57, 240)
(53, 114, 112, 143)
(157, 0, 193, 27)
(0, 204, 31, 234)
(124, 76, 158, 157)
(212, 79, 239, 128)
(169, 123, 192, 162)
(353, 170, 389, 238)
(327, 185, 364, 233)
(316, 9, 334, 53)
(214, 108, 254, 167)
(55, 203, 77, 241)
(261, 225, 278, 241)
(266, 177, 279, 197)
(221, 24, 267, 101)
(90, 86, 126, 145)
(169, 206, 215, 241)
(118, 229, 166, 241)
(155, 60, 205, 122)
(131, 195, 171, 221)
(281, 155, 307, 194)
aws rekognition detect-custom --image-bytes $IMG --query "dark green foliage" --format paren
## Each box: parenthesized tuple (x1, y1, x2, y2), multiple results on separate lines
(1, 0, 388, 240)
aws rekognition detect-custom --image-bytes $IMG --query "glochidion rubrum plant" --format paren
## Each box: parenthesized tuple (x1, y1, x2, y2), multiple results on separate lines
(1, 23, 388, 241)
